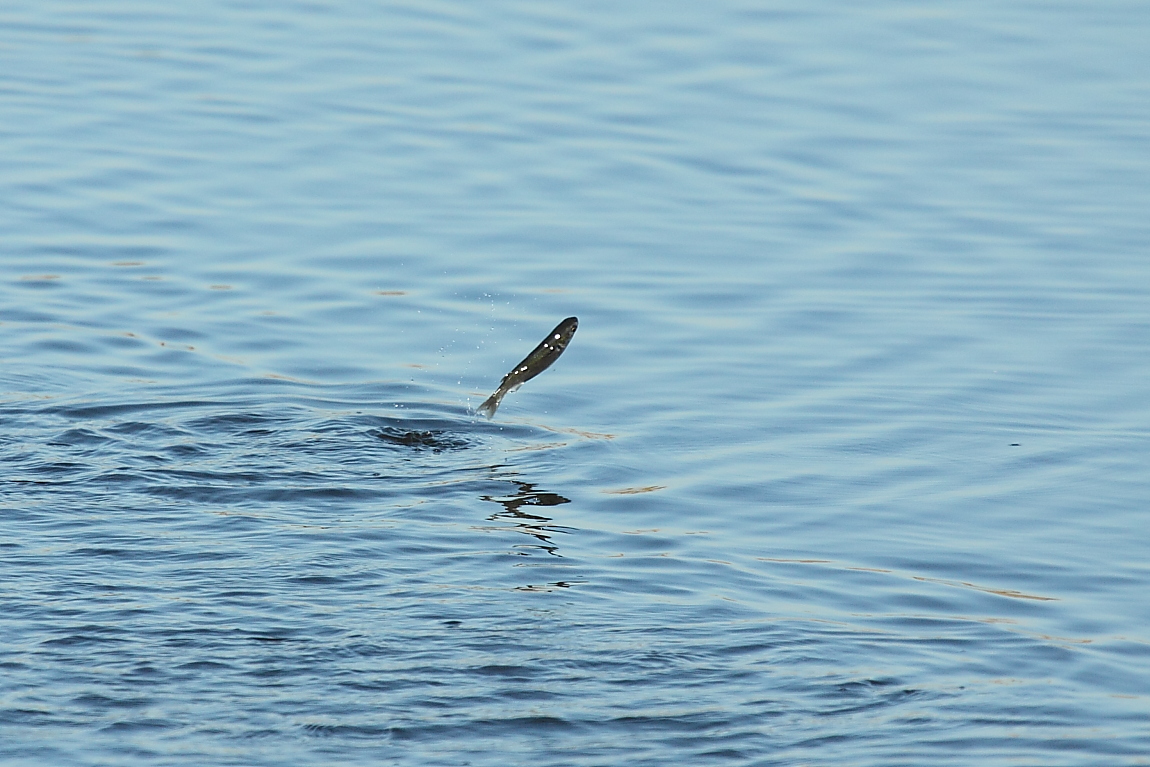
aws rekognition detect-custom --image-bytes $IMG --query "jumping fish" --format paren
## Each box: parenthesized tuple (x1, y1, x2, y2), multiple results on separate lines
(477, 317, 578, 419)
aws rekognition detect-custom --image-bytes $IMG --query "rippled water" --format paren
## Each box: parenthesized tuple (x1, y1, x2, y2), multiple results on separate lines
(3, 1, 1150, 764)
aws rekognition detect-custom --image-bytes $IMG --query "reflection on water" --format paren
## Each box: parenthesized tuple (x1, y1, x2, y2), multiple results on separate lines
(481, 480, 575, 559)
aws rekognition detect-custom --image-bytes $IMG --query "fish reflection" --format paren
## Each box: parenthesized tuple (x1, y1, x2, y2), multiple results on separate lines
(480, 480, 574, 557)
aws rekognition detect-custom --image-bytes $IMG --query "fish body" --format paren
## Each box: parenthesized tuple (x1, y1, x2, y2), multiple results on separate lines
(477, 316, 578, 418)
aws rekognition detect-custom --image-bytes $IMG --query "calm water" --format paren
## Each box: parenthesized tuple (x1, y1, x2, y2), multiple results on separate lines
(3, 1, 1150, 764)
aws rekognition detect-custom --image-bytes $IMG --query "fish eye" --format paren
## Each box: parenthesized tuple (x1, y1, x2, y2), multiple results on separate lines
(554, 333, 561, 339)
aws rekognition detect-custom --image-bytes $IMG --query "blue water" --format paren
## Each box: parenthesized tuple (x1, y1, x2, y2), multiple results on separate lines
(3, 1, 1150, 764)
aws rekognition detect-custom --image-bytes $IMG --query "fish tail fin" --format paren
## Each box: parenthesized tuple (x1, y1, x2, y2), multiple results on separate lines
(476, 389, 504, 419)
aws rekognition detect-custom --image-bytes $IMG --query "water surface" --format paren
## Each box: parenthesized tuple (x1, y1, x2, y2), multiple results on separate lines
(2, 1, 1150, 764)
